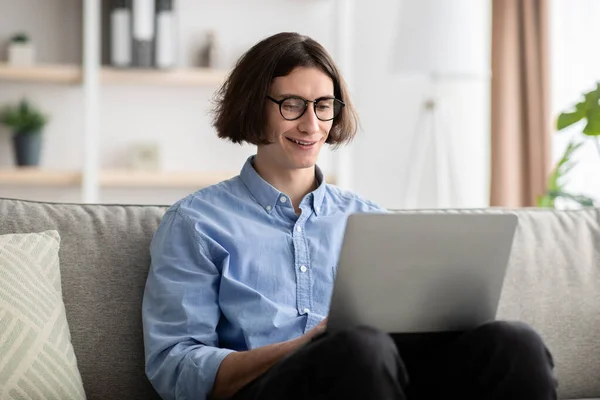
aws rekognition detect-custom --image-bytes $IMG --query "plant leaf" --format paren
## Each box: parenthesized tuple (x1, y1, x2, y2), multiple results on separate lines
(536, 194, 555, 208)
(557, 110, 585, 130)
(583, 106, 600, 135)
(558, 83, 600, 133)
(0, 98, 48, 133)
(550, 190, 596, 207)
(545, 140, 582, 193)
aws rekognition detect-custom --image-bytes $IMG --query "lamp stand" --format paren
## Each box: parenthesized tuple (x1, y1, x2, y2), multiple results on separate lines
(403, 79, 458, 209)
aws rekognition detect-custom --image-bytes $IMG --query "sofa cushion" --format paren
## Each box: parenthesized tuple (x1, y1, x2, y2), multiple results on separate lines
(0, 198, 167, 400)
(0, 230, 86, 400)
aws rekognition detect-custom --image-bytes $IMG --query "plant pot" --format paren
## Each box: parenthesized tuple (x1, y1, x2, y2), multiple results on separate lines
(8, 43, 36, 66)
(13, 132, 42, 167)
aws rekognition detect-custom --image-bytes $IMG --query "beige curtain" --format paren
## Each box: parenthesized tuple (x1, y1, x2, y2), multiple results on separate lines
(490, 0, 551, 207)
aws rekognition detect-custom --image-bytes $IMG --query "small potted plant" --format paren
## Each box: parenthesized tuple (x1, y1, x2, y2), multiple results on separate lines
(0, 99, 49, 167)
(8, 32, 36, 66)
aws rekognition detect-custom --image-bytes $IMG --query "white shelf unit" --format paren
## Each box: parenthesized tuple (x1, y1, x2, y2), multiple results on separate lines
(0, 0, 232, 203)
(0, 0, 353, 203)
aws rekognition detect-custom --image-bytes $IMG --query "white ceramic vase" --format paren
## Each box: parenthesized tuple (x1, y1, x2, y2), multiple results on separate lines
(8, 43, 36, 66)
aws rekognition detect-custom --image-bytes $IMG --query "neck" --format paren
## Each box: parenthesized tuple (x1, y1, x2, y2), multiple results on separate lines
(253, 155, 317, 213)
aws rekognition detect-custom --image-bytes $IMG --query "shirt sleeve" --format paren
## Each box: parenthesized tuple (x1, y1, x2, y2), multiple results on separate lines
(142, 208, 235, 400)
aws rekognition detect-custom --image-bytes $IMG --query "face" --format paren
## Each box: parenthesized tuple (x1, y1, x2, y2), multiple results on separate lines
(259, 66, 335, 172)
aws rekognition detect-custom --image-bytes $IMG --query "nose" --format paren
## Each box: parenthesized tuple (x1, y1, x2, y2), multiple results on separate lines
(298, 105, 320, 135)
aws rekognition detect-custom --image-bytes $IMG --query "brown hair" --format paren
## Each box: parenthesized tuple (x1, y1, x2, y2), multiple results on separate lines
(212, 32, 358, 148)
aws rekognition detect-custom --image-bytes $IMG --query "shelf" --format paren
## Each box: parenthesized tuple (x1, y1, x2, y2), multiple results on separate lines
(0, 168, 82, 186)
(0, 63, 228, 86)
(99, 169, 237, 188)
(101, 67, 228, 86)
(0, 63, 81, 84)
(0, 168, 338, 188)
(0, 168, 236, 189)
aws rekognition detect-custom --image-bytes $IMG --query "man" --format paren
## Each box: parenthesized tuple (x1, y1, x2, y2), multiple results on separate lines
(142, 32, 557, 400)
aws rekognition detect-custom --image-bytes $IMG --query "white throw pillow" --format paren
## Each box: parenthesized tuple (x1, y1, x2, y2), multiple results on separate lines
(0, 230, 86, 399)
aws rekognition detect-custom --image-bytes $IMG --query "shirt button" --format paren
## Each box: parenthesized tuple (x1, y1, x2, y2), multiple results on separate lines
(296, 227, 302, 233)
(303, 308, 310, 314)
(279, 196, 287, 203)
(300, 265, 307, 273)
(265, 205, 272, 211)
(315, 206, 320, 212)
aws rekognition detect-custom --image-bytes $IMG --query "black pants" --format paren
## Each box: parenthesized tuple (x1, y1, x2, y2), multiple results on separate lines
(230, 321, 558, 400)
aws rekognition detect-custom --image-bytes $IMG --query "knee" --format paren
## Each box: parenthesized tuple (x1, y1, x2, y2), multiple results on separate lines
(474, 320, 545, 346)
(333, 325, 400, 366)
(471, 320, 554, 366)
(332, 326, 408, 386)
(452, 321, 558, 397)
(315, 326, 408, 394)
(335, 326, 397, 355)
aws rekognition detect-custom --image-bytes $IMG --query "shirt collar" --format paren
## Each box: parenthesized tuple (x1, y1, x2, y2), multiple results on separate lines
(240, 156, 326, 215)
(312, 166, 326, 216)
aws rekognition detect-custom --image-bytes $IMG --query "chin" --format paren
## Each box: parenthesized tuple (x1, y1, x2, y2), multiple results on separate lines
(282, 156, 312, 170)
(295, 160, 317, 170)
(291, 153, 320, 169)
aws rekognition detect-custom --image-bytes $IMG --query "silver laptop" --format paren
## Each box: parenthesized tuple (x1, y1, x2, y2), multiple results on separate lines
(327, 212, 518, 334)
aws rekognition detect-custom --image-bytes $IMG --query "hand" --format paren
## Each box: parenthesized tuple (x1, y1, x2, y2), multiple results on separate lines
(303, 318, 328, 342)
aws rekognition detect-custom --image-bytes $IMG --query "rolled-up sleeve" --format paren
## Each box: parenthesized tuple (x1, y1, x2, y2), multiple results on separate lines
(142, 209, 235, 400)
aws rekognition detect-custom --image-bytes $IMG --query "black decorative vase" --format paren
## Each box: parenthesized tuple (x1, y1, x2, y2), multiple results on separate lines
(13, 132, 42, 166)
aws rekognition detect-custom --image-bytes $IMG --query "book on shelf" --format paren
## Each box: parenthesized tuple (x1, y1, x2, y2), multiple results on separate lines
(110, 0, 132, 67)
(155, 0, 175, 69)
(110, 0, 176, 69)
(132, 0, 155, 68)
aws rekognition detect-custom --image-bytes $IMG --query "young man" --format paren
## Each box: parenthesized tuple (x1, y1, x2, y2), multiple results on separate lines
(142, 32, 557, 400)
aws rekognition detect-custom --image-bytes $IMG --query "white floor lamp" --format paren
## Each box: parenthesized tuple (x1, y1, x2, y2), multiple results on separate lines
(392, 0, 491, 209)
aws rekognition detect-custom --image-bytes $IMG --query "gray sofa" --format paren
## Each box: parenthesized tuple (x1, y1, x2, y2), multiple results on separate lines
(1, 197, 599, 400)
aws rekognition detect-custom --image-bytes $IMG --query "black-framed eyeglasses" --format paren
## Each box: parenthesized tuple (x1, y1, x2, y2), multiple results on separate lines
(267, 95, 345, 121)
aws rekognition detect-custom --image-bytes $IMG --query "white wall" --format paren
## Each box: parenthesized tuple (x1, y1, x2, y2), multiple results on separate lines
(550, 0, 600, 203)
(0, 0, 492, 208)
(350, 0, 491, 209)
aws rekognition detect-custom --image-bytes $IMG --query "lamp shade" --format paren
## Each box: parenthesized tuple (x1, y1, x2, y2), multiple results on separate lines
(392, 0, 490, 78)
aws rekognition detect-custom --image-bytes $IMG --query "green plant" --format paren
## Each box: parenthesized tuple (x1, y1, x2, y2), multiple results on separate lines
(10, 33, 30, 44)
(537, 83, 600, 208)
(557, 82, 600, 136)
(0, 99, 48, 135)
(537, 141, 595, 208)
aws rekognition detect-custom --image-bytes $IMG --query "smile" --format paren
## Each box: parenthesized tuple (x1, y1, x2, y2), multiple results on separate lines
(286, 137, 317, 147)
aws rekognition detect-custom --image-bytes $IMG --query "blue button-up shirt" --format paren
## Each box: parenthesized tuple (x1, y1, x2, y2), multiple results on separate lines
(142, 156, 385, 400)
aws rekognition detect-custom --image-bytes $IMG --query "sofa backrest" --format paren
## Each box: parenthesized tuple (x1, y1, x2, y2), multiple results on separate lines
(1, 198, 599, 399)
(0, 198, 166, 400)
